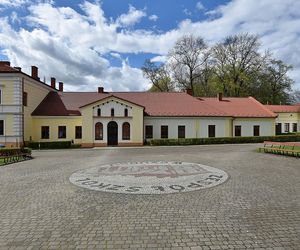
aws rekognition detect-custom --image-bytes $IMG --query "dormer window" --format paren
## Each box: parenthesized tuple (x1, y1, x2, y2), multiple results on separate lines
(124, 108, 128, 117)
(111, 108, 114, 117)
(97, 108, 101, 117)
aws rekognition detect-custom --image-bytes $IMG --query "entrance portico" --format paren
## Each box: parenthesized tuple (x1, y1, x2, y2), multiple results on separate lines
(80, 95, 144, 147)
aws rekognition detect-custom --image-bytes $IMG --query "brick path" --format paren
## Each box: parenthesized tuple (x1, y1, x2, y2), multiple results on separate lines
(0, 144, 299, 249)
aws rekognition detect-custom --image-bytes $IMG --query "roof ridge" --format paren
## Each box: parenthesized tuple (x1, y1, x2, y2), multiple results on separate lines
(249, 97, 277, 117)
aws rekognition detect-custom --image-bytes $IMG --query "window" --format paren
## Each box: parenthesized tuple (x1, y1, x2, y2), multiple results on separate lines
(253, 125, 260, 136)
(95, 122, 103, 140)
(161, 125, 168, 139)
(0, 120, 4, 136)
(23, 92, 28, 106)
(122, 122, 130, 140)
(293, 123, 297, 132)
(0, 89, 2, 104)
(235, 125, 241, 137)
(284, 123, 290, 133)
(111, 108, 114, 117)
(124, 108, 128, 117)
(58, 126, 66, 139)
(276, 123, 282, 135)
(178, 126, 185, 139)
(97, 108, 101, 117)
(41, 126, 49, 139)
(145, 125, 153, 139)
(75, 126, 82, 139)
(208, 125, 216, 138)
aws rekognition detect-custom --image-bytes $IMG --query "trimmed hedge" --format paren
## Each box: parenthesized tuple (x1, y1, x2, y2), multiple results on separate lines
(27, 141, 72, 149)
(0, 147, 32, 156)
(148, 134, 300, 146)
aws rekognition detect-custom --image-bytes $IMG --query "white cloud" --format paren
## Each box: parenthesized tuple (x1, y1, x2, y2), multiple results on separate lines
(149, 14, 158, 21)
(10, 11, 20, 24)
(0, 0, 27, 7)
(183, 8, 192, 16)
(196, 2, 205, 11)
(117, 5, 146, 27)
(110, 52, 122, 60)
(0, 0, 300, 90)
(150, 55, 166, 63)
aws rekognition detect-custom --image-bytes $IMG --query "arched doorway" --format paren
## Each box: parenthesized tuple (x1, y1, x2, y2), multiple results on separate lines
(107, 121, 118, 146)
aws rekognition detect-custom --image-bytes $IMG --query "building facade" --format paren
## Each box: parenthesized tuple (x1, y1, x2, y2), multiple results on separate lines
(0, 61, 298, 148)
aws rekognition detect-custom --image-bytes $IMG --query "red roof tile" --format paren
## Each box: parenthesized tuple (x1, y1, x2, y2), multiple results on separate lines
(32, 92, 81, 116)
(32, 91, 275, 118)
(199, 97, 277, 118)
(265, 105, 300, 113)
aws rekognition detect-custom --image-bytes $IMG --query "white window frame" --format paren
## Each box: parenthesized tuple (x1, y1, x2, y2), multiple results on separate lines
(284, 123, 290, 133)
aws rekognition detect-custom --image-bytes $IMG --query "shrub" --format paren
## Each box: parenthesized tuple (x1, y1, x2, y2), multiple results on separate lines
(148, 134, 300, 146)
(27, 141, 72, 149)
(0, 147, 32, 156)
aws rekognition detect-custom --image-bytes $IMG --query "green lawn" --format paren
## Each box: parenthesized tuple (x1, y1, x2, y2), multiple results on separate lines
(0, 156, 29, 166)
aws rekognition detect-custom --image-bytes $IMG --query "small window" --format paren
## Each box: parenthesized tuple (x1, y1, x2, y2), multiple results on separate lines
(178, 126, 185, 139)
(95, 122, 103, 140)
(41, 126, 49, 139)
(111, 108, 114, 117)
(97, 108, 101, 117)
(145, 125, 153, 139)
(208, 125, 216, 138)
(235, 125, 241, 137)
(0, 89, 2, 104)
(23, 92, 28, 106)
(124, 108, 128, 117)
(75, 126, 82, 139)
(122, 122, 130, 140)
(58, 126, 66, 139)
(161, 125, 168, 139)
(0, 120, 4, 136)
(284, 123, 290, 133)
(253, 125, 260, 136)
(293, 123, 297, 132)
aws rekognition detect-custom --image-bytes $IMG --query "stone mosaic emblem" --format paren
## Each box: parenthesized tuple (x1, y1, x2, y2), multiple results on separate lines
(69, 161, 228, 194)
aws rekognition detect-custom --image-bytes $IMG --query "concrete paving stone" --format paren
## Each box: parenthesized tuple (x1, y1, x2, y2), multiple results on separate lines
(0, 144, 299, 249)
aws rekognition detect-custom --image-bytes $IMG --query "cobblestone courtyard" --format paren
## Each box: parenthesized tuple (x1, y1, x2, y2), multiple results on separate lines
(0, 144, 299, 249)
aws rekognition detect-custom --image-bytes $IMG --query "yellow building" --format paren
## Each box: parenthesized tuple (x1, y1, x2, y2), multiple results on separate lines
(265, 105, 300, 134)
(2, 61, 296, 148)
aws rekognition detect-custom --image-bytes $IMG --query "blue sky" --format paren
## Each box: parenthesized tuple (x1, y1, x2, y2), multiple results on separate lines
(0, 0, 299, 92)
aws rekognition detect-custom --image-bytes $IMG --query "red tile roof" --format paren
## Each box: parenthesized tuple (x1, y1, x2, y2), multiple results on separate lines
(32, 91, 276, 118)
(199, 97, 277, 118)
(265, 105, 300, 113)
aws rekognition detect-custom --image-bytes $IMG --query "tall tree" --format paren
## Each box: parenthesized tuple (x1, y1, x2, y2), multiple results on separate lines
(212, 33, 267, 96)
(141, 60, 174, 92)
(255, 59, 294, 104)
(168, 35, 210, 95)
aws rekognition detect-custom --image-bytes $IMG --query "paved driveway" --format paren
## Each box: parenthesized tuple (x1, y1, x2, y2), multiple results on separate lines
(0, 144, 299, 249)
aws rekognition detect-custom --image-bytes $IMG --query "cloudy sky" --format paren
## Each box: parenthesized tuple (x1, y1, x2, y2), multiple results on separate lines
(0, 0, 299, 91)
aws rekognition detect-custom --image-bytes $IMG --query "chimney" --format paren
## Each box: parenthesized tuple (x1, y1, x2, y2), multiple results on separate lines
(0, 61, 10, 66)
(50, 77, 56, 89)
(59, 82, 64, 92)
(98, 87, 104, 93)
(185, 88, 193, 96)
(217, 93, 223, 101)
(14, 67, 21, 71)
(31, 66, 39, 80)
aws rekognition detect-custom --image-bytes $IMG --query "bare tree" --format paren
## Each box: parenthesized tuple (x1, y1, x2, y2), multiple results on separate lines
(168, 35, 209, 95)
(141, 60, 174, 92)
